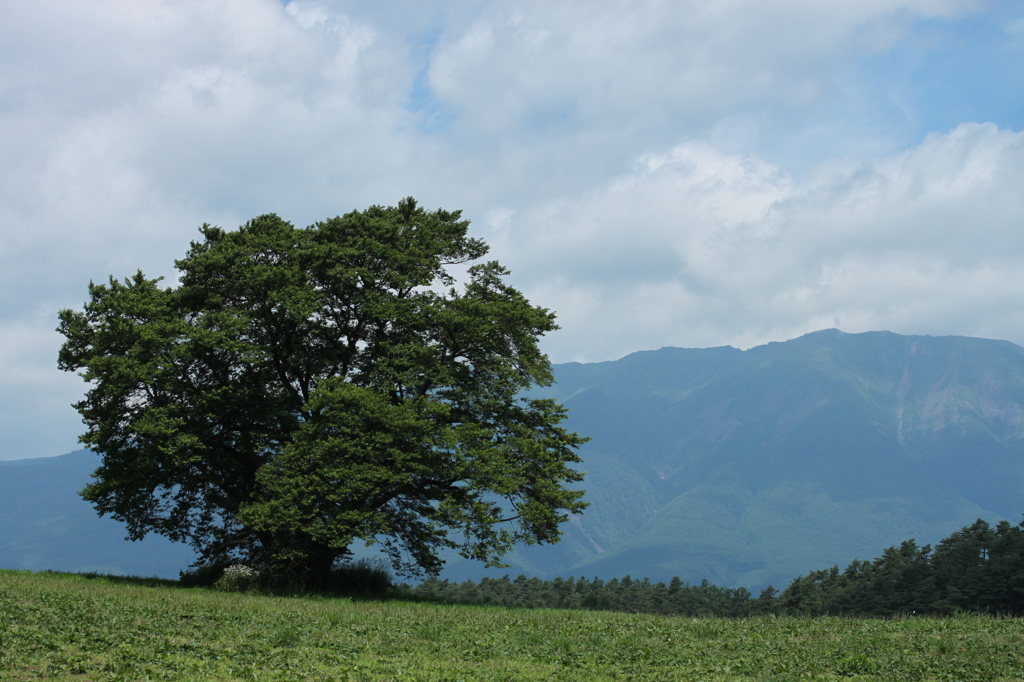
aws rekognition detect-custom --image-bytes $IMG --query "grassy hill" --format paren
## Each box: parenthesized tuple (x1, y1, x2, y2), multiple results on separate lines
(2, 569, 1023, 681)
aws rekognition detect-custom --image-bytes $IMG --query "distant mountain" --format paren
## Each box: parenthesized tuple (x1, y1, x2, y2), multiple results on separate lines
(494, 329, 1023, 588)
(0, 450, 195, 577)
(4, 330, 1023, 588)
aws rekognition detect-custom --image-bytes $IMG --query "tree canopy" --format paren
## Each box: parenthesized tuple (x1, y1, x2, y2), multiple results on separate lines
(58, 198, 588, 585)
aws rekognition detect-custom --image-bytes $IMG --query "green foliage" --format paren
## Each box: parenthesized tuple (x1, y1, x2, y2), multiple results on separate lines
(409, 515, 1024, 619)
(4, 569, 1024, 681)
(57, 198, 587, 586)
(413, 574, 753, 617)
(180, 556, 395, 597)
(778, 517, 1024, 616)
(322, 557, 395, 595)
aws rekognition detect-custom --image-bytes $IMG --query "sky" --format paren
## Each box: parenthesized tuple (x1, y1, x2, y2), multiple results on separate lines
(1, 0, 1023, 460)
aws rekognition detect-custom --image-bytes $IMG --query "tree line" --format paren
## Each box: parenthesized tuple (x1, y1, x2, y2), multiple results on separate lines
(412, 573, 760, 617)
(410, 517, 1024, 617)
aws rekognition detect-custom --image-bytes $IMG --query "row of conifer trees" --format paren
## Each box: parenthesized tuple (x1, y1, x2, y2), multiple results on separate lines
(409, 517, 1024, 617)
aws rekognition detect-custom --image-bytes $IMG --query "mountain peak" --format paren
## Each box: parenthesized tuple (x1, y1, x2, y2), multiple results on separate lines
(502, 329, 1024, 588)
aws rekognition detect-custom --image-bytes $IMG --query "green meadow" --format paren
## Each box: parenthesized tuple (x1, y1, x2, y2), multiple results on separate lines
(2, 570, 1023, 681)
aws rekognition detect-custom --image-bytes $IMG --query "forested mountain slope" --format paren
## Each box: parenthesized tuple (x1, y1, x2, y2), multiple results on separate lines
(3, 329, 1023, 588)
(461, 329, 1024, 588)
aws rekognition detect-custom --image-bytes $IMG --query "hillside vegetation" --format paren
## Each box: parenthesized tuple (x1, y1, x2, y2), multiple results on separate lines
(475, 329, 1024, 587)
(5, 329, 1024, 590)
(2, 570, 1023, 681)
(414, 515, 1024, 618)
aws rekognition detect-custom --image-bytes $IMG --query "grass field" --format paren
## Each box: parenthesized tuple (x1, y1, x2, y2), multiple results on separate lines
(1, 569, 1023, 681)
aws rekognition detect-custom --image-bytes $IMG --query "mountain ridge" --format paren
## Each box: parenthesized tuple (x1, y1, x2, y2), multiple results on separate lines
(509, 329, 1024, 587)
(3, 329, 1022, 588)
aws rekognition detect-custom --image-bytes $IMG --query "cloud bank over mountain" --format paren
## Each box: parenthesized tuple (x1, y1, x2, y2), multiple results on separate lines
(506, 123, 1024, 361)
(0, 0, 1022, 458)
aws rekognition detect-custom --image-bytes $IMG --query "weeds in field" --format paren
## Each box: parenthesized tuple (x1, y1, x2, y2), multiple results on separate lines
(2, 569, 1023, 681)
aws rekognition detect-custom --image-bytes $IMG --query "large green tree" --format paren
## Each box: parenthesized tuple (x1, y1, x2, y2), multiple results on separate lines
(58, 198, 588, 584)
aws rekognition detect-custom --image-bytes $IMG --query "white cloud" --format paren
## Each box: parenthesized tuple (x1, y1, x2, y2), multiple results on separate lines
(0, 0, 1016, 458)
(426, 0, 964, 131)
(499, 123, 1024, 362)
(0, 310, 84, 460)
